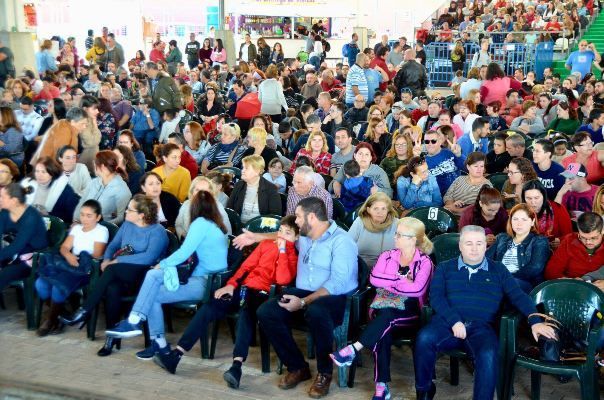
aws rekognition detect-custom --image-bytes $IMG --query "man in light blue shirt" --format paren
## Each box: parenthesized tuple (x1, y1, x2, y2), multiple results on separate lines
(345, 53, 369, 106)
(236, 197, 358, 397)
(565, 40, 600, 80)
(457, 117, 490, 158)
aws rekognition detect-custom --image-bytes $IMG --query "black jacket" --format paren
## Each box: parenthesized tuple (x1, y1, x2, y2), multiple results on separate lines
(394, 60, 428, 96)
(256, 46, 271, 70)
(227, 177, 282, 217)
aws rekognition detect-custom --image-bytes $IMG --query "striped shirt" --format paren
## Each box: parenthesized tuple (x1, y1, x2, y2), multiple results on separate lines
(345, 64, 369, 105)
(502, 242, 520, 274)
(443, 176, 492, 207)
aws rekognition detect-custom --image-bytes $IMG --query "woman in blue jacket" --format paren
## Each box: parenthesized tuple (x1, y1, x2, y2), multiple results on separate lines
(396, 156, 442, 209)
(486, 203, 551, 293)
(60, 194, 168, 356)
(104, 190, 229, 359)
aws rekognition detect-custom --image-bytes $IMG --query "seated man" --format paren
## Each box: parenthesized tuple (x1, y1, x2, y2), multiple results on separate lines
(329, 127, 356, 177)
(457, 117, 490, 158)
(287, 166, 333, 219)
(505, 133, 532, 161)
(553, 163, 599, 220)
(414, 225, 555, 400)
(545, 212, 604, 288)
(235, 197, 358, 398)
(423, 130, 466, 196)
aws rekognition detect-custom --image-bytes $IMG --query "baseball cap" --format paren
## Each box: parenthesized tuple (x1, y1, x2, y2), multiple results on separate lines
(560, 163, 587, 179)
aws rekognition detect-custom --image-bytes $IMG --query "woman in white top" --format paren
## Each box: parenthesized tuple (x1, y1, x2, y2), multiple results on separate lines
(452, 100, 480, 136)
(57, 145, 91, 197)
(258, 64, 289, 124)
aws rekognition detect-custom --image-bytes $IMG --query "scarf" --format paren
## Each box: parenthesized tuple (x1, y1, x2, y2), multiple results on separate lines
(361, 213, 396, 234)
(537, 212, 555, 238)
(218, 141, 239, 154)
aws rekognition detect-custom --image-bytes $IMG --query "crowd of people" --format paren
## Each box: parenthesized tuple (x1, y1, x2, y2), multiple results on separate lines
(0, 2, 604, 398)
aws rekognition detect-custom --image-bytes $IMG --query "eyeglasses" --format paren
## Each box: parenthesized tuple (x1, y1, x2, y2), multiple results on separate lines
(423, 139, 438, 144)
(394, 232, 415, 239)
(395, 143, 408, 148)
(578, 233, 601, 243)
(126, 207, 139, 213)
(507, 170, 522, 175)
(578, 141, 594, 147)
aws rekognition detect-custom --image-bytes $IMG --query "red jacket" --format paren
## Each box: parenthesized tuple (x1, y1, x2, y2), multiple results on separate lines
(369, 56, 394, 91)
(180, 149, 198, 179)
(544, 233, 604, 279)
(227, 239, 298, 291)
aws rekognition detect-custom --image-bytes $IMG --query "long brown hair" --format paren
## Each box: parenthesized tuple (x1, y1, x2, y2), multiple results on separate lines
(189, 190, 227, 233)
(94, 150, 127, 180)
(0, 107, 21, 132)
(115, 145, 141, 173)
(385, 130, 413, 159)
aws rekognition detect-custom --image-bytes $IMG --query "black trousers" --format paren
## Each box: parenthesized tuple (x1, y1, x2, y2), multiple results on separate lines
(178, 288, 268, 360)
(0, 261, 30, 292)
(359, 307, 419, 383)
(257, 287, 347, 375)
(83, 263, 149, 328)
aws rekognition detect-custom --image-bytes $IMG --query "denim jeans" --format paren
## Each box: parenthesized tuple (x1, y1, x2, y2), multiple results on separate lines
(131, 269, 207, 337)
(414, 319, 499, 400)
(35, 278, 69, 303)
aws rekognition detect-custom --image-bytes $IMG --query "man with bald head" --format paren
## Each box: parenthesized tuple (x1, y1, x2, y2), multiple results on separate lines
(393, 48, 428, 97)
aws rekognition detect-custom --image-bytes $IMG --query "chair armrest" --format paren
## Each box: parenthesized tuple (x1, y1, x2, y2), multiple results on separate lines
(586, 324, 601, 362)
(503, 310, 523, 355)
(203, 270, 236, 303)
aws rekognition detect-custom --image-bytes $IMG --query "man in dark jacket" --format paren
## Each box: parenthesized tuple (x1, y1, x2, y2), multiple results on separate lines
(394, 49, 428, 97)
(238, 34, 257, 64)
(185, 33, 200, 70)
(144, 62, 183, 113)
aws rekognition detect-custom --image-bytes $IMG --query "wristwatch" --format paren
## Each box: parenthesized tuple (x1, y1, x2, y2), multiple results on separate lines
(300, 298, 307, 309)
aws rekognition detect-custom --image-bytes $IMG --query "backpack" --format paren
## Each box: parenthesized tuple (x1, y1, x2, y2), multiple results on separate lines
(342, 43, 350, 58)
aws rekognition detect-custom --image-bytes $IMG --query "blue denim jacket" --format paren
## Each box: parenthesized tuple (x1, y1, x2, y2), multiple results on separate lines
(396, 175, 443, 209)
(485, 232, 551, 287)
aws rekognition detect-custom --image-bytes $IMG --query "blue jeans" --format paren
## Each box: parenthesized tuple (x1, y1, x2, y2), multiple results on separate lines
(414, 319, 499, 400)
(35, 278, 69, 303)
(131, 269, 208, 337)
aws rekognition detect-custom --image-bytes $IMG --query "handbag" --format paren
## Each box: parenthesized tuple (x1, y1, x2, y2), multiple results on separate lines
(370, 288, 408, 310)
(176, 252, 199, 285)
(113, 244, 135, 258)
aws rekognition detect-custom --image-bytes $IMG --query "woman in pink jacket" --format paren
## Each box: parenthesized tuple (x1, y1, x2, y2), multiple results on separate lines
(330, 217, 434, 400)
(210, 39, 227, 66)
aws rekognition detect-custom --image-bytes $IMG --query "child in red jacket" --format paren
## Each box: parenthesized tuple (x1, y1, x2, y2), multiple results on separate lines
(153, 215, 299, 389)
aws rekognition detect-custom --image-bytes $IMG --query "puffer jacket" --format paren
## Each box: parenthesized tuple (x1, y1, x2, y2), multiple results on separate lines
(151, 72, 183, 112)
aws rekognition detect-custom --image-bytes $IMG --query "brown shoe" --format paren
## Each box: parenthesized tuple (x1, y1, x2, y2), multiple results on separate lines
(308, 373, 332, 399)
(278, 366, 312, 390)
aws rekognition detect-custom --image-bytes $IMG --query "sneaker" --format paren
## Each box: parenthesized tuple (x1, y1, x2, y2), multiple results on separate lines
(153, 349, 182, 374)
(372, 383, 390, 400)
(105, 319, 142, 338)
(136, 341, 164, 360)
(329, 344, 356, 367)
(223, 364, 242, 389)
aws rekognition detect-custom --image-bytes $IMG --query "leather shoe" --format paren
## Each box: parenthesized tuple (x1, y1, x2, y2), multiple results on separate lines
(308, 373, 332, 399)
(278, 366, 312, 390)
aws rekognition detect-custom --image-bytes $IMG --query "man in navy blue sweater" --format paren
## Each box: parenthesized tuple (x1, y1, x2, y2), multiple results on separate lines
(413, 225, 556, 400)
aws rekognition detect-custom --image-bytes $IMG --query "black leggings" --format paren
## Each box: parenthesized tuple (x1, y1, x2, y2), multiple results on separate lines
(83, 263, 150, 328)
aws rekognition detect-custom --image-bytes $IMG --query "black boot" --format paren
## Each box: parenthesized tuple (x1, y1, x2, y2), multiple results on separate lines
(59, 307, 89, 329)
(97, 336, 122, 357)
(223, 361, 243, 389)
(416, 384, 436, 400)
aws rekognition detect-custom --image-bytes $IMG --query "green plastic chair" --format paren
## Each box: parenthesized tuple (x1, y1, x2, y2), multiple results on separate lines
(488, 173, 508, 192)
(244, 215, 282, 233)
(213, 166, 242, 182)
(406, 206, 458, 239)
(145, 159, 156, 172)
(225, 208, 243, 236)
(504, 280, 604, 400)
(431, 233, 461, 265)
(331, 198, 347, 226)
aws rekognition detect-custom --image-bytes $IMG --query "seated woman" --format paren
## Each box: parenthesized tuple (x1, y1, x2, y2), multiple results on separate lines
(395, 156, 442, 210)
(175, 176, 232, 239)
(240, 127, 279, 172)
(459, 186, 509, 246)
(22, 156, 80, 224)
(197, 87, 225, 123)
(60, 194, 169, 356)
(444, 152, 492, 216)
(485, 132, 512, 174)
(113, 145, 143, 195)
(152, 143, 192, 203)
(0, 106, 25, 168)
(206, 171, 231, 208)
(486, 203, 551, 293)
(347, 192, 399, 268)
(546, 100, 581, 136)
(153, 216, 298, 384)
(290, 131, 332, 175)
(363, 117, 391, 163)
(333, 143, 393, 198)
(105, 191, 229, 359)
(139, 172, 181, 230)
(521, 179, 573, 249)
(183, 121, 211, 165)
(227, 155, 282, 224)
(74, 151, 132, 225)
(331, 217, 434, 400)
(57, 145, 91, 198)
(0, 158, 19, 190)
(0, 183, 49, 292)
(35, 200, 108, 336)
(509, 100, 545, 136)
(379, 129, 414, 188)
(452, 100, 480, 136)
(200, 122, 247, 175)
(502, 157, 537, 209)
(116, 130, 146, 172)
(561, 132, 604, 185)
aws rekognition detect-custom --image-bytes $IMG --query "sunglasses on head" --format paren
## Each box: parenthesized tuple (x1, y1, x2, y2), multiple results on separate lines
(401, 88, 412, 94)
(424, 139, 438, 144)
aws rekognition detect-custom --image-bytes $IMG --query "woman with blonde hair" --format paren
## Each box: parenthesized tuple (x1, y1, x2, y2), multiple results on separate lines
(201, 122, 246, 175)
(183, 121, 210, 164)
(380, 129, 414, 186)
(290, 130, 332, 175)
(240, 127, 279, 171)
(175, 176, 232, 238)
(85, 37, 106, 64)
(331, 216, 433, 400)
(364, 116, 390, 163)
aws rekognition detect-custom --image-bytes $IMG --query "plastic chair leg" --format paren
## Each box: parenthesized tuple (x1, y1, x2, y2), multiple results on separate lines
(87, 305, 99, 340)
(0, 292, 5, 309)
(530, 371, 541, 400)
(164, 305, 174, 333)
(227, 318, 236, 343)
(337, 365, 348, 388)
(450, 357, 460, 386)
(306, 332, 315, 359)
(200, 324, 211, 359)
(143, 321, 151, 348)
(15, 286, 25, 310)
(35, 298, 44, 329)
(23, 280, 36, 330)
(347, 358, 357, 388)
(259, 328, 271, 373)
(209, 320, 220, 359)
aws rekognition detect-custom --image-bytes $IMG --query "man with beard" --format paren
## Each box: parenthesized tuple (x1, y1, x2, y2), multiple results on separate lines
(234, 196, 358, 399)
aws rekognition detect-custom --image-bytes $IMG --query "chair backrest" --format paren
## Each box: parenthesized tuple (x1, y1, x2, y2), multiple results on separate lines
(43, 216, 67, 251)
(405, 207, 458, 239)
(431, 233, 461, 265)
(225, 208, 243, 236)
(283, 171, 293, 189)
(244, 215, 282, 233)
(531, 280, 604, 347)
(279, 193, 287, 216)
(145, 159, 156, 172)
(334, 219, 349, 231)
(99, 221, 119, 242)
(214, 166, 242, 182)
(357, 256, 370, 289)
(331, 198, 347, 224)
(321, 173, 333, 188)
(227, 234, 244, 271)
(343, 205, 361, 228)
(165, 230, 180, 255)
(488, 172, 508, 192)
